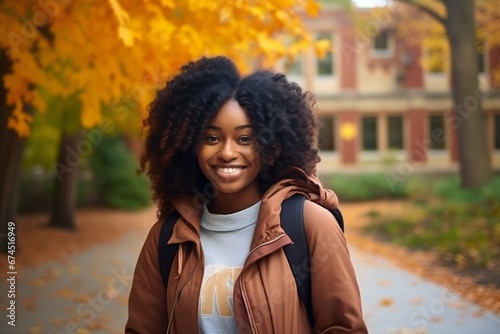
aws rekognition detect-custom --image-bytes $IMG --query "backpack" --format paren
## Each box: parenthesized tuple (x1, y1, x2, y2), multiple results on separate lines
(158, 193, 344, 327)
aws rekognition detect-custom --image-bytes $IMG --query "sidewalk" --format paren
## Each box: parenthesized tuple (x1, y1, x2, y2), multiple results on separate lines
(351, 247, 500, 333)
(0, 230, 145, 334)
(1, 224, 499, 334)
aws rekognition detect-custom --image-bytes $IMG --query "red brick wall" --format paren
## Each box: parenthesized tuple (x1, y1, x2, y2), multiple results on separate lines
(338, 111, 359, 164)
(404, 44, 424, 89)
(490, 45, 500, 90)
(339, 26, 357, 90)
(407, 109, 427, 163)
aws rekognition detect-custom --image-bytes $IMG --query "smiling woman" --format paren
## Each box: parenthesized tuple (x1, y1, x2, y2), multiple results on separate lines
(126, 56, 368, 334)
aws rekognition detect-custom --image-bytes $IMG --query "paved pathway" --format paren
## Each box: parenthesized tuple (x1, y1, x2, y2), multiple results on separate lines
(351, 248, 500, 333)
(1, 228, 499, 334)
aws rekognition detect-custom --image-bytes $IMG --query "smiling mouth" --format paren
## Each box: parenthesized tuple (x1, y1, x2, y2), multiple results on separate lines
(212, 166, 247, 180)
(214, 167, 246, 175)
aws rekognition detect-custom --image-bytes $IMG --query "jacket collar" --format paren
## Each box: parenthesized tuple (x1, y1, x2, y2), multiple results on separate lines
(169, 166, 339, 248)
(170, 196, 203, 244)
(249, 166, 339, 249)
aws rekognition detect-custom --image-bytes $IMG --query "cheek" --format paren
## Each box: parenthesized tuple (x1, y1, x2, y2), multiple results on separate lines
(197, 147, 211, 171)
(250, 149, 262, 170)
(255, 153, 261, 167)
(197, 145, 212, 161)
(253, 146, 262, 164)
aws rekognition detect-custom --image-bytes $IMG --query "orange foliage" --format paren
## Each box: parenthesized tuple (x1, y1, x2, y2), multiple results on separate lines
(0, 0, 325, 136)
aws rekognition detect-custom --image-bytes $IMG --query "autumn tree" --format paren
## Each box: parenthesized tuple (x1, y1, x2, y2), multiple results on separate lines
(0, 0, 327, 250)
(392, 0, 493, 188)
(0, 50, 28, 248)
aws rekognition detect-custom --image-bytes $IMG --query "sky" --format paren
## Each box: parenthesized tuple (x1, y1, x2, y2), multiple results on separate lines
(352, 0, 388, 7)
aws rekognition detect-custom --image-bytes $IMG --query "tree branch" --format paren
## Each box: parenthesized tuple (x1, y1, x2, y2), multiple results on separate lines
(393, 0, 446, 26)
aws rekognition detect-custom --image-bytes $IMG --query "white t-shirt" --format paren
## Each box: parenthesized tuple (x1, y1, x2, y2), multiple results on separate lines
(199, 200, 261, 334)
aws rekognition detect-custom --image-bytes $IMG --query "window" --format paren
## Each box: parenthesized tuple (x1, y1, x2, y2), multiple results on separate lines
(427, 44, 446, 73)
(283, 56, 303, 76)
(478, 51, 485, 74)
(495, 114, 500, 150)
(372, 30, 393, 58)
(429, 115, 446, 150)
(478, 38, 486, 74)
(388, 116, 404, 150)
(373, 30, 389, 52)
(316, 32, 334, 76)
(319, 116, 335, 151)
(362, 116, 378, 151)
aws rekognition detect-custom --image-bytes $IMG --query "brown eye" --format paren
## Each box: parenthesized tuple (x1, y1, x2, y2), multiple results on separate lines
(205, 135, 219, 143)
(239, 136, 253, 144)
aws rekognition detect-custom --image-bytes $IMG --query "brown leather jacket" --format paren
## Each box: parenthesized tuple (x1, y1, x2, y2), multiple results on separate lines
(126, 169, 368, 333)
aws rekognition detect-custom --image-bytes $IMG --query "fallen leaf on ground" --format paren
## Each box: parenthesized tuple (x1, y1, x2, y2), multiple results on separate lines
(380, 298, 393, 307)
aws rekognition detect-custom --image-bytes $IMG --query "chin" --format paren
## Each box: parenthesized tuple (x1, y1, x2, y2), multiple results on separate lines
(213, 185, 243, 195)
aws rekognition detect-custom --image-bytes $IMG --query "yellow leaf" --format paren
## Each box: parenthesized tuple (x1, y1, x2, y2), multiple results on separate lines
(7, 102, 32, 137)
(29, 325, 44, 334)
(118, 26, 139, 47)
(76, 329, 91, 334)
(160, 0, 176, 9)
(275, 10, 289, 24)
(107, 0, 130, 23)
(188, 0, 218, 11)
(315, 39, 331, 59)
(53, 288, 74, 298)
(27, 91, 47, 114)
(258, 33, 286, 54)
(305, 0, 320, 16)
(380, 298, 393, 307)
(250, 7, 266, 20)
(81, 99, 102, 129)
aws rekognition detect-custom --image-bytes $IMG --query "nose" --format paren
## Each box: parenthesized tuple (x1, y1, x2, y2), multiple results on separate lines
(218, 140, 238, 161)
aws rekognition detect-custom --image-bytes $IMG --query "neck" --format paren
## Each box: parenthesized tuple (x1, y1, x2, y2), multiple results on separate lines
(207, 191, 262, 214)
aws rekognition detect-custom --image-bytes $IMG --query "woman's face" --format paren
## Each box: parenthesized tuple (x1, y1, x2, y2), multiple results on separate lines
(197, 100, 261, 206)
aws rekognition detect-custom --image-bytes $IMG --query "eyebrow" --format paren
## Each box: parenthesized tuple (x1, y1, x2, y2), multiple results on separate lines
(205, 124, 253, 131)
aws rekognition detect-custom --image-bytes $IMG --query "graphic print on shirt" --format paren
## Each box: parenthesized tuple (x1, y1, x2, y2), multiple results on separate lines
(200, 264, 243, 317)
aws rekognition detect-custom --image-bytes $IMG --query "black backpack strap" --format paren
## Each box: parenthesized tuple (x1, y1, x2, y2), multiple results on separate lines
(332, 208, 344, 232)
(280, 194, 315, 327)
(158, 211, 181, 286)
(281, 194, 345, 328)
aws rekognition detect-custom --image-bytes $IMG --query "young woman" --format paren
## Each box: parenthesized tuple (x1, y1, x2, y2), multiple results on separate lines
(126, 56, 368, 333)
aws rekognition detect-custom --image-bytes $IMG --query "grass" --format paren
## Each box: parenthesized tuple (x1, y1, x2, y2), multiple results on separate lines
(325, 173, 409, 201)
(363, 176, 500, 269)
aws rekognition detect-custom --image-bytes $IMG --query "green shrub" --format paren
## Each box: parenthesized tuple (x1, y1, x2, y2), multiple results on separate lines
(89, 134, 151, 210)
(328, 173, 408, 202)
(433, 176, 500, 204)
(364, 176, 500, 268)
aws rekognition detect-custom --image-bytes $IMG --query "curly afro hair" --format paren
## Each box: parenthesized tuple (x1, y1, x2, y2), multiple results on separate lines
(235, 71, 320, 191)
(140, 56, 320, 219)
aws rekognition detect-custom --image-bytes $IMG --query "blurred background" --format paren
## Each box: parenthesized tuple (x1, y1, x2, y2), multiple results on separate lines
(0, 0, 499, 333)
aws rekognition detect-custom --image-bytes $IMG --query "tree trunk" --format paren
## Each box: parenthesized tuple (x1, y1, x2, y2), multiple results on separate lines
(0, 51, 30, 253)
(445, 0, 491, 188)
(49, 131, 83, 229)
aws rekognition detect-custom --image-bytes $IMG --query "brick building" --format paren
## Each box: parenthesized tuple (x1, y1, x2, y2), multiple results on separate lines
(274, 7, 500, 173)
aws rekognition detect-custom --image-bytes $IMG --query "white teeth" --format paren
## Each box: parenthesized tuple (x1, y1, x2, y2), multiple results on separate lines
(216, 167, 243, 174)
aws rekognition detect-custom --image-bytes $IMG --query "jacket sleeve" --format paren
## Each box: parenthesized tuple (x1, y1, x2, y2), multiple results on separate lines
(303, 200, 368, 334)
(125, 220, 168, 333)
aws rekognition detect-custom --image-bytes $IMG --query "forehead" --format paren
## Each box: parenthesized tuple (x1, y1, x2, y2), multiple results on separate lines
(209, 100, 252, 126)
